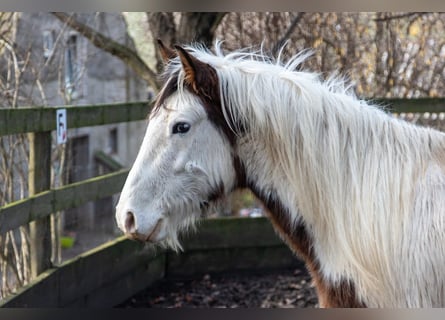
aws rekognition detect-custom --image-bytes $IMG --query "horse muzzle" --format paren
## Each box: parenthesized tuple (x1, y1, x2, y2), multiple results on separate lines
(116, 206, 166, 242)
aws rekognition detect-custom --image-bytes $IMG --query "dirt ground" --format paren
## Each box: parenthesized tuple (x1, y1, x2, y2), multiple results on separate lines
(117, 267, 319, 308)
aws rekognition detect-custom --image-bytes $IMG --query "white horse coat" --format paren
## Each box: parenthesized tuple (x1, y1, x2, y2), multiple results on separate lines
(116, 42, 445, 307)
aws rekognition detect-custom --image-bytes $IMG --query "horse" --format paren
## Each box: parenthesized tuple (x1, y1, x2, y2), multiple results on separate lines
(115, 40, 445, 308)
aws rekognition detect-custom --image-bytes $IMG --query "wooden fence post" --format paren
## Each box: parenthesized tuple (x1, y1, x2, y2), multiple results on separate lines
(28, 131, 52, 278)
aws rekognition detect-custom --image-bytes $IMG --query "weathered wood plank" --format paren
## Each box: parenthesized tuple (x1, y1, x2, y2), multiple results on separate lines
(179, 217, 284, 250)
(166, 245, 301, 278)
(0, 101, 151, 136)
(57, 238, 163, 306)
(373, 97, 445, 114)
(0, 170, 129, 235)
(0, 217, 300, 307)
(28, 131, 52, 278)
(1, 98, 444, 136)
(168, 217, 302, 277)
(0, 268, 60, 307)
(94, 150, 124, 171)
(66, 249, 165, 307)
(0, 236, 162, 307)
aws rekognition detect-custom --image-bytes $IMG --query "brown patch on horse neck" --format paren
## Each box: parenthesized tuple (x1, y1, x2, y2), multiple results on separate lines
(249, 184, 365, 308)
(207, 181, 225, 203)
(322, 280, 365, 307)
(233, 156, 247, 188)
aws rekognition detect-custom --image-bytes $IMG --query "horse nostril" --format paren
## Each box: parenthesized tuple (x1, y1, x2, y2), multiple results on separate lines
(125, 211, 136, 234)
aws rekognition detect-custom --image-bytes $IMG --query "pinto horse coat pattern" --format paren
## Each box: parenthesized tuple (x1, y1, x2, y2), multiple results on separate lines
(116, 41, 445, 308)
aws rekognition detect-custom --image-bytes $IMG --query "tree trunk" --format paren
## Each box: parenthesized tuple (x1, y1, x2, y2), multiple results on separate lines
(177, 13, 226, 46)
(146, 12, 226, 73)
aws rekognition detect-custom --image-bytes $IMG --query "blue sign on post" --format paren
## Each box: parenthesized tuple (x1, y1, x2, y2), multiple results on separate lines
(56, 109, 67, 145)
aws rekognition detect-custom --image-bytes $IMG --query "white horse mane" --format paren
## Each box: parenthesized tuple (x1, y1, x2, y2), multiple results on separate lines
(163, 42, 445, 307)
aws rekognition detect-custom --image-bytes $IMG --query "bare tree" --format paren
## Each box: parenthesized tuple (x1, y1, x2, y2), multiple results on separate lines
(0, 12, 86, 298)
(0, 12, 33, 299)
(217, 12, 445, 99)
(51, 12, 159, 91)
(52, 12, 227, 91)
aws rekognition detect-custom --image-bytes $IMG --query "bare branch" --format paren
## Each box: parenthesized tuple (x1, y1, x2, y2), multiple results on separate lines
(272, 13, 305, 55)
(51, 12, 160, 91)
(373, 12, 428, 22)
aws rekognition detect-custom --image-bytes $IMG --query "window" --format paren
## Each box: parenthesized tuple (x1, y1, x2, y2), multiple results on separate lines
(64, 33, 79, 100)
(67, 135, 90, 184)
(43, 30, 54, 59)
(109, 128, 118, 154)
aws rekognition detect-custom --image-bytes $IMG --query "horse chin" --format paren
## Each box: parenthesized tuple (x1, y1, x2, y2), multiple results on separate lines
(145, 218, 167, 242)
(124, 218, 167, 243)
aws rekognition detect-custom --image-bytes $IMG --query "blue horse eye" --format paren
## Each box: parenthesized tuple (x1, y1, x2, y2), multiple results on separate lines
(172, 122, 191, 134)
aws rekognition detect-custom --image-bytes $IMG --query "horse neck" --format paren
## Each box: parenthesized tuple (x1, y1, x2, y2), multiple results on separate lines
(221, 60, 445, 307)
(234, 87, 434, 299)
(235, 87, 369, 219)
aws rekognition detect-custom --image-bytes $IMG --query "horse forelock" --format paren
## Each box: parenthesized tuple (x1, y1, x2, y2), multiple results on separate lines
(152, 52, 238, 146)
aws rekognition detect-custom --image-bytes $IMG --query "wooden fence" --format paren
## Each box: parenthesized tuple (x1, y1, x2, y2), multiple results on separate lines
(1, 217, 304, 307)
(0, 101, 150, 279)
(0, 98, 444, 307)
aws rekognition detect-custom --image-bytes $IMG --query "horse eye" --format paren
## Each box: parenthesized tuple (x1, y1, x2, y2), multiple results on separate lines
(172, 122, 191, 134)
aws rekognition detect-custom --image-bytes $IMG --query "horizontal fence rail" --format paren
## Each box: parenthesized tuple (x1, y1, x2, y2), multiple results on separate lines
(0, 101, 151, 136)
(1, 98, 445, 137)
(0, 169, 129, 235)
(373, 97, 445, 113)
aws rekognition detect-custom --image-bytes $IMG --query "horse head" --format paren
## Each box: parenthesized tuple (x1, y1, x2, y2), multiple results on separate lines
(115, 42, 238, 250)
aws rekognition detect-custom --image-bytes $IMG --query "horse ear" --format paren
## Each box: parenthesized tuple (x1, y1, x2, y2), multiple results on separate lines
(157, 39, 176, 63)
(174, 45, 216, 97)
(175, 45, 199, 91)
